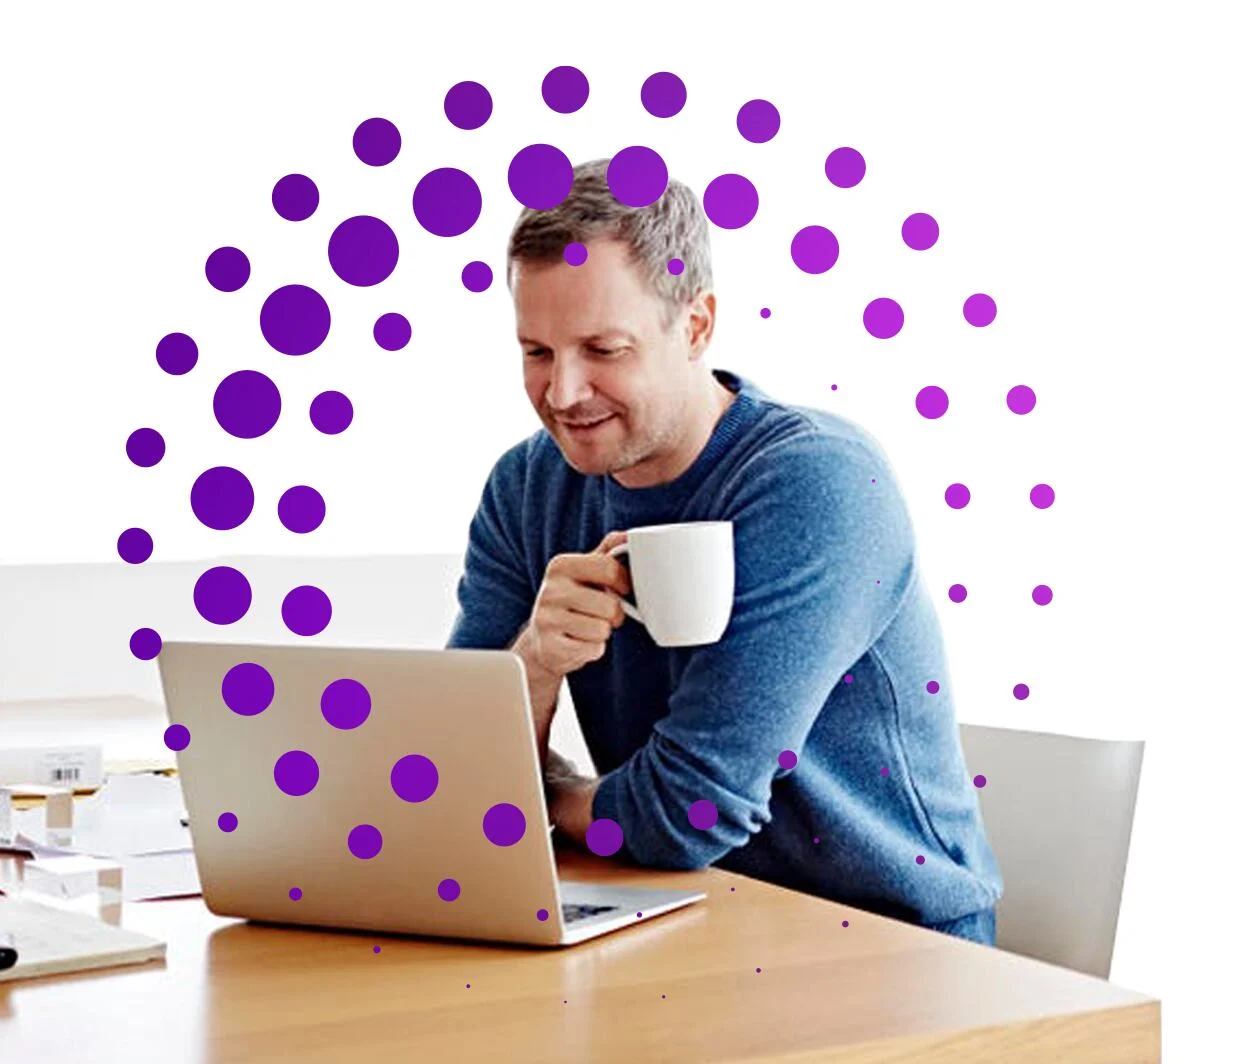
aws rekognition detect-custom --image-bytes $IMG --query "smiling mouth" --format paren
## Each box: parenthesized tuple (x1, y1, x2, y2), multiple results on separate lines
(558, 414, 615, 430)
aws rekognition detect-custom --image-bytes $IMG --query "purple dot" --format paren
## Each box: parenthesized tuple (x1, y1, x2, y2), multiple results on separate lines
(462, 261, 493, 293)
(1030, 483, 1055, 509)
(413, 168, 482, 237)
(391, 754, 439, 803)
(541, 66, 589, 113)
(260, 285, 331, 356)
(1032, 584, 1054, 606)
(348, 824, 383, 860)
(948, 583, 968, 603)
(842, 920, 849, 927)
(213, 370, 281, 439)
(372, 312, 411, 351)
(483, 803, 527, 847)
(156, 332, 198, 375)
(272, 174, 318, 221)
(130, 627, 161, 660)
(737, 99, 780, 143)
(564, 242, 588, 266)
(373, 945, 381, 954)
(444, 81, 492, 130)
(945, 483, 971, 509)
(607, 145, 668, 208)
(926, 680, 940, 695)
(164, 724, 190, 752)
(863, 298, 904, 339)
(964, 293, 997, 327)
(205, 247, 250, 293)
(221, 662, 274, 716)
(274, 750, 319, 797)
(831, 384, 837, 391)
(636, 912, 642, 918)
(126, 427, 165, 467)
(1007, 385, 1037, 414)
(508, 143, 574, 211)
(916, 855, 926, 865)
(190, 466, 254, 531)
(586, 818, 624, 857)
(282, 585, 332, 636)
(278, 485, 325, 534)
(310, 391, 353, 434)
(760, 307, 771, 318)
(791, 225, 839, 274)
(289, 887, 302, 901)
(1013, 683, 1030, 700)
(825, 147, 866, 188)
(218, 812, 238, 833)
(320, 678, 371, 730)
(688, 800, 718, 831)
(916, 385, 949, 419)
(667, 258, 684, 276)
(703, 173, 759, 230)
(329, 216, 399, 287)
(466, 985, 471, 990)
(641, 71, 686, 117)
(117, 528, 153, 564)
(536, 909, 549, 922)
(879, 766, 889, 777)
(438, 878, 461, 901)
(352, 117, 401, 166)
(973, 774, 987, 789)
(902, 213, 939, 251)
(813, 837, 820, 845)
(778, 750, 798, 771)
(843, 674, 854, 684)
(193, 566, 251, 625)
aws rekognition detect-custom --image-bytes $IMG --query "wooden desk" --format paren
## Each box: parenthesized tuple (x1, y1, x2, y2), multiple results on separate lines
(0, 848, 1159, 1062)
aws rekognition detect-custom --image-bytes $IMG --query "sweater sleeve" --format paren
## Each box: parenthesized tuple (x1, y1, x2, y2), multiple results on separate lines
(590, 431, 918, 869)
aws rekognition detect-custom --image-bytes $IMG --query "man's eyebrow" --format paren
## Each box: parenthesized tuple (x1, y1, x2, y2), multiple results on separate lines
(517, 331, 637, 346)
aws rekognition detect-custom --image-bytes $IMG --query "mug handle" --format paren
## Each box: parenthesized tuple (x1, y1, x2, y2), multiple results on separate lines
(608, 543, 643, 623)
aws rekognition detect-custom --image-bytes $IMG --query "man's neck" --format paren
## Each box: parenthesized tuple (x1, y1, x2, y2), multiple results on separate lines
(612, 371, 735, 489)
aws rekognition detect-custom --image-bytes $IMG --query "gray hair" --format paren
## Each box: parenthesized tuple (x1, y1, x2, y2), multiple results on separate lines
(505, 157, 713, 331)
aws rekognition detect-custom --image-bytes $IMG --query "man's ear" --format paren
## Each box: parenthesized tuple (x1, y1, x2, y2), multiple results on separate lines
(688, 291, 717, 361)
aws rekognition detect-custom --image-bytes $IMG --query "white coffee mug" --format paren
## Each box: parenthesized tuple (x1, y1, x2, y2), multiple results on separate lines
(609, 521, 735, 647)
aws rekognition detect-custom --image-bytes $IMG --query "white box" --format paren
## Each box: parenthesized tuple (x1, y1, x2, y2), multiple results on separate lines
(0, 745, 103, 790)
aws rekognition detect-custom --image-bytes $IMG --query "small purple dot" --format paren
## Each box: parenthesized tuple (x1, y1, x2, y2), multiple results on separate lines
(353, 117, 401, 166)
(564, 242, 588, 266)
(945, 483, 971, 509)
(636, 912, 642, 918)
(641, 71, 687, 118)
(392, 754, 439, 804)
(586, 818, 624, 857)
(217, 812, 238, 833)
(541, 66, 588, 114)
(902, 213, 939, 251)
(444, 81, 493, 130)
(348, 823, 383, 860)
(843, 674, 853, 684)
(274, 749, 319, 797)
(973, 774, 987, 788)
(842, 920, 849, 927)
(755, 967, 762, 974)
(466, 984, 471, 990)
(926, 680, 940, 694)
(282, 584, 332, 637)
(879, 766, 889, 778)
(948, 583, 968, 603)
(156, 332, 198, 375)
(667, 257, 684, 275)
(1030, 483, 1056, 509)
(1032, 584, 1054, 606)
(272, 173, 318, 221)
(373, 313, 411, 351)
(688, 799, 718, 831)
(1007, 384, 1037, 415)
(916, 385, 949, 420)
(130, 627, 162, 661)
(117, 528, 153, 565)
(730, 887, 735, 892)
(736, 99, 780, 143)
(289, 887, 302, 901)
(310, 391, 353, 434)
(916, 855, 926, 865)
(126, 428, 165, 467)
(483, 803, 528, 847)
(831, 384, 838, 391)
(825, 146, 865, 188)
(1013, 683, 1030, 700)
(812, 836, 820, 845)
(438, 878, 461, 902)
(205, 247, 250, 293)
(760, 307, 771, 318)
(537, 908, 549, 922)
(964, 293, 997, 327)
(164, 724, 190, 752)
(221, 662, 274, 717)
(462, 260, 493, 292)
(278, 485, 325, 534)
(373, 945, 381, 954)
(321, 678, 371, 730)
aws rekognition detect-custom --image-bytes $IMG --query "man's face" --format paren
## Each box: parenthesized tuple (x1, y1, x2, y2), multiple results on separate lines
(513, 237, 693, 480)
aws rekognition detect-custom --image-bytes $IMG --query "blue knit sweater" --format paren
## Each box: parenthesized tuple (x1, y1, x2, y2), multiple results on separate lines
(448, 369, 1002, 927)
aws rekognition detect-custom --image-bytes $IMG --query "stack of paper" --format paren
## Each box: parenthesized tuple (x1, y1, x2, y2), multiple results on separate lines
(0, 895, 166, 981)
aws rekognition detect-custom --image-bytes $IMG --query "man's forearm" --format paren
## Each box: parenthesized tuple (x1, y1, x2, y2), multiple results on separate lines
(510, 626, 564, 761)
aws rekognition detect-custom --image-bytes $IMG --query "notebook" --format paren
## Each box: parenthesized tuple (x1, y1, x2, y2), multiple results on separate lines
(0, 895, 165, 981)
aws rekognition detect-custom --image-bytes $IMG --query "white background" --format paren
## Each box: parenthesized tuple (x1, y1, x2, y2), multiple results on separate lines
(3, 0, 1257, 1055)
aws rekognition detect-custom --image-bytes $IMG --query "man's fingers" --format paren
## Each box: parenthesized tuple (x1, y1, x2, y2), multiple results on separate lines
(594, 530, 629, 554)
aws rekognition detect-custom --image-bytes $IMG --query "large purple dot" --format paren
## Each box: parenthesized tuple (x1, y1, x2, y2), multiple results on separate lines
(190, 466, 254, 531)
(778, 750, 798, 771)
(1013, 683, 1030, 700)
(348, 824, 383, 859)
(1031, 483, 1055, 509)
(260, 285, 331, 356)
(213, 370, 281, 439)
(164, 724, 189, 752)
(117, 528, 153, 564)
(508, 144, 574, 211)
(126, 427, 165, 467)
(1032, 584, 1054, 606)
(688, 800, 718, 830)
(483, 803, 527, 847)
(282, 585, 332, 636)
(703, 173, 758, 230)
(310, 391, 353, 434)
(321, 678, 371, 730)
(737, 99, 780, 143)
(791, 226, 839, 274)
(156, 333, 197, 375)
(205, 247, 250, 293)
(948, 584, 968, 603)
(444, 81, 493, 130)
(864, 298, 904, 339)
(391, 754, 439, 803)
(218, 812, 238, 833)
(825, 147, 866, 188)
(916, 385, 949, 419)
(328, 216, 399, 287)
(586, 818, 623, 857)
(542, 66, 588, 113)
(272, 174, 318, 221)
(564, 242, 588, 266)
(926, 680, 941, 695)
(607, 146, 668, 208)
(903, 213, 939, 250)
(278, 485, 325, 533)
(462, 261, 493, 293)
(353, 118, 400, 166)
(945, 483, 971, 509)
(964, 293, 997, 327)
(289, 887, 303, 901)
(130, 627, 161, 660)
(374, 313, 411, 350)
(222, 662, 274, 716)
(274, 750, 319, 796)
(194, 566, 252, 625)
(1007, 385, 1037, 414)
(641, 72, 686, 118)
(413, 168, 482, 237)
(438, 878, 461, 901)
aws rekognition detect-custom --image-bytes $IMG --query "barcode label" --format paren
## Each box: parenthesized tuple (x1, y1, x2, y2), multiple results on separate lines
(50, 767, 82, 782)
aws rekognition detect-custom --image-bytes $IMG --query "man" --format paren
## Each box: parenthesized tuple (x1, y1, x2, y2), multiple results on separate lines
(446, 158, 1003, 944)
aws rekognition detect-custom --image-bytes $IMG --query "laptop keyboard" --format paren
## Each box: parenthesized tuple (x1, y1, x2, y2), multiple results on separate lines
(562, 902, 618, 923)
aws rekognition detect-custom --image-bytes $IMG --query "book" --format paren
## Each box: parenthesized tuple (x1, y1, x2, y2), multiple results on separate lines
(0, 895, 165, 981)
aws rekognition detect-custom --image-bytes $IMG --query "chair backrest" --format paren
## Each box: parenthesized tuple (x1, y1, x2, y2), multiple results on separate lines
(958, 723, 1144, 979)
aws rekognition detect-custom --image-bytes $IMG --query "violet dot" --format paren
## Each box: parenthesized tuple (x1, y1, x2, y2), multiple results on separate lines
(444, 81, 493, 130)
(863, 298, 904, 339)
(948, 583, 968, 603)
(310, 391, 353, 434)
(164, 724, 190, 752)
(688, 799, 718, 831)
(321, 678, 371, 730)
(737, 99, 780, 143)
(221, 662, 274, 716)
(373, 312, 411, 351)
(756, 967, 762, 973)
(586, 818, 624, 857)
(902, 213, 939, 251)
(373, 946, 381, 954)
(916, 855, 926, 865)
(843, 674, 854, 684)
(636, 912, 642, 918)
(278, 485, 325, 534)
(462, 261, 493, 293)
(218, 812, 238, 833)
(260, 285, 331, 356)
(825, 147, 866, 188)
(791, 225, 839, 274)
(760, 307, 771, 318)
(289, 887, 302, 901)
(391, 754, 439, 803)
(190, 466, 254, 531)
(483, 803, 527, 847)
(117, 528, 153, 564)
(507, 143, 574, 210)
(564, 242, 588, 266)
(541, 66, 589, 113)
(348, 824, 383, 860)
(282, 585, 332, 636)
(193, 566, 251, 625)
(945, 483, 971, 509)
(926, 680, 940, 694)
(130, 627, 161, 660)
(205, 247, 250, 293)
(1013, 683, 1030, 700)
(974, 774, 987, 789)
(879, 766, 889, 777)
(703, 173, 759, 229)
(156, 332, 198, 375)
(778, 750, 798, 771)
(272, 174, 318, 221)
(438, 878, 461, 901)
(607, 145, 668, 208)
(274, 750, 319, 796)
(1007, 385, 1037, 414)
(831, 384, 837, 391)
(813, 836, 820, 845)
(328, 215, 399, 287)
(213, 370, 281, 439)
(964, 293, 997, 327)
(126, 427, 165, 467)
(352, 117, 401, 166)
(413, 168, 482, 237)
(1031, 483, 1055, 509)
(1032, 584, 1054, 606)
(667, 257, 684, 276)
(466, 985, 471, 990)
(641, 71, 686, 117)
(537, 909, 549, 922)
(843, 920, 849, 927)
(915, 385, 949, 419)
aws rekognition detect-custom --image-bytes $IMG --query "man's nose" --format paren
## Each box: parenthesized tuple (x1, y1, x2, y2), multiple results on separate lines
(546, 352, 594, 410)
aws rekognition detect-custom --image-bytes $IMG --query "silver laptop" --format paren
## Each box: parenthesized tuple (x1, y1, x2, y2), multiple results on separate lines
(157, 641, 704, 946)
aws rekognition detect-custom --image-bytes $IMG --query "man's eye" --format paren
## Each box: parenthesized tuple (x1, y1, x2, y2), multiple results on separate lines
(589, 346, 614, 356)
(526, 348, 547, 358)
